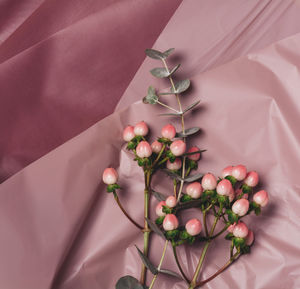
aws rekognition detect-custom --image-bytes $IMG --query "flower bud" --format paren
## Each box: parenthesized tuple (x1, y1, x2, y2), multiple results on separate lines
(161, 124, 176, 139)
(170, 140, 186, 156)
(136, 141, 152, 158)
(229, 189, 235, 202)
(185, 219, 202, 236)
(244, 171, 259, 187)
(221, 166, 233, 178)
(187, 146, 201, 161)
(232, 165, 247, 181)
(102, 168, 118, 185)
(134, 121, 149, 136)
(163, 214, 179, 231)
(233, 221, 248, 238)
(151, 140, 163, 154)
(166, 196, 177, 208)
(166, 158, 182, 170)
(253, 190, 269, 207)
(227, 223, 236, 233)
(201, 173, 217, 191)
(232, 199, 249, 216)
(245, 230, 254, 246)
(216, 179, 232, 196)
(123, 125, 135, 142)
(186, 182, 203, 199)
(156, 201, 167, 217)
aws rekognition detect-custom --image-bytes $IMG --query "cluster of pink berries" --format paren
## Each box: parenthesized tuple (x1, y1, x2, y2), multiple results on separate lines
(123, 121, 201, 165)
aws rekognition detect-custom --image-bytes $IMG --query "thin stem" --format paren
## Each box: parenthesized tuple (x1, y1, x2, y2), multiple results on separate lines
(173, 179, 177, 198)
(157, 100, 180, 114)
(148, 240, 169, 289)
(189, 205, 223, 289)
(196, 252, 240, 287)
(185, 166, 191, 177)
(203, 210, 209, 237)
(157, 157, 168, 166)
(209, 224, 229, 240)
(152, 144, 166, 167)
(113, 191, 143, 230)
(172, 244, 191, 283)
(140, 171, 152, 285)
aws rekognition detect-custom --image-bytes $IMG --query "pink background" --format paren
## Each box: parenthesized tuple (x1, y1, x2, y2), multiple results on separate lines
(0, 0, 300, 288)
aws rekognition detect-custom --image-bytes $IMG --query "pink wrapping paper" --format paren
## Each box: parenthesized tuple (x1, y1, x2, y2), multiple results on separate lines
(1, 0, 300, 288)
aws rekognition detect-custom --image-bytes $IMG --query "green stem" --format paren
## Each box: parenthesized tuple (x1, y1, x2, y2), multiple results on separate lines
(157, 100, 180, 113)
(148, 240, 169, 289)
(203, 210, 209, 237)
(157, 157, 169, 166)
(152, 144, 166, 167)
(172, 244, 191, 283)
(113, 191, 143, 230)
(196, 252, 240, 288)
(188, 204, 223, 289)
(140, 171, 152, 285)
(209, 224, 229, 240)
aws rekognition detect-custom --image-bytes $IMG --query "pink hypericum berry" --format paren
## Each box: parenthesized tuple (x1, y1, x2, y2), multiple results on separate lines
(123, 125, 135, 142)
(163, 214, 179, 231)
(221, 166, 233, 178)
(166, 158, 182, 170)
(187, 146, 201, 161)
(216, 179, 233, 196)
(244, 171, 259, 187)
(186, 182, 203, 199)
(245, 230, 254, 245)
(102, 168, 118, 185)
(232, 199, 249, 216)
(233, 221, 249, 238)
(253, 190, 269, 207)
(232, 165, 247, 181)
(229, 189, 235, 202)
(136, 141, 152, 158)
(166, 196, 177, 208)
(170, 140, 186, 156)
(201, 173, 217, 191)
(156, 201, 167, 217)
(151, 140, 163, 154)
(161, 124, 176, 139)
(227, 223, 236, 233)
(134, 121, 149, 136)
(185, 219, 202, 236)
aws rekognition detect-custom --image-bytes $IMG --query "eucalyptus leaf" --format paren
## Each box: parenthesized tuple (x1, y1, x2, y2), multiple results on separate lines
(159, 92, 176, 95)
(163, 169, 183, 181)
(145, 49, 165, 60)
(159, 268, 184, 280)
(183, 173, 203, 183)
(172, 79, 190, 94)
(158, 112, 182, 117)
(176, 127, 200, 137)
(183, 100, 201, 114)
(135, 246, 158, 275)
(143, 86, 158, 104)
(145, 217, 166, 239)
(169, 64, 181, 75)
(116, 276, 145, 289)
(150, 67, 170, 78)
(152, 191, 167, 201)
(163, 48, 175, 58)
(184, 149, 206, 156)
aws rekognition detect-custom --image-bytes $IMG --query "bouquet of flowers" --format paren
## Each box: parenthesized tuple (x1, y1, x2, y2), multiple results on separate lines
(102, 48, 269, 289)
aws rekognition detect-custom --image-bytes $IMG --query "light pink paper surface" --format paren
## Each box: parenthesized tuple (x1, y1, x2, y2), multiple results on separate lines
(1, 1, 300, 289)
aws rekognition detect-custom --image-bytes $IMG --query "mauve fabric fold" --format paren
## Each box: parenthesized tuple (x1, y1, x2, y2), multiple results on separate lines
(0, 0, 182, 182)
(0, 32, 300, 288)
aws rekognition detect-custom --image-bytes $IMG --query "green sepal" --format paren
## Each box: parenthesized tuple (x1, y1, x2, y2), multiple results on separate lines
(166, 150, 175, 162)
(233, 237, 246, 248)
(188, 160, 198, 170)
(107, 184, 120, 193)
(225, 175, 237, 186)
(179, 230, 189, 240)
(137, 159, 145, 167)
(162, 205, 172, 214)
(226, 209, 239, 224)
(180, 194, 193, 202)
(127, 141, 135, 150)
(240, 245, 251, 254)
(157, 137, 172, 145)
(225, 233, 234, 240)
(254, 206, 261, 216)
(241, 184, 252, 195)
(165, 229, 179, 240)
(187, 235, 196, 244)
(155, 216, 165, 225)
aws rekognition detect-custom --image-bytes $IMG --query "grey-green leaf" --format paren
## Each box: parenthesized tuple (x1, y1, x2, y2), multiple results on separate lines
(158, 112, 182, 116)
(184, 149, 206, 156)
(143, 86, 158, 104)
(172, 79, 190, 94)
(163, 169, 184, 181)
(184, 173, 203, 183)
(159, 269, 184, 280)
(170, 64, 181, 75)
(145, 217, 166, 239)
(145, 49, 165, 60)
(163, 48, 175, 58)
(135, 246, 158, 275)
(150, 67, 169, 78)
(183, 100, 201, 114)
(116, 276, 145, 289)
(176, 127, 200, 137)
(152, 191, 167, 201)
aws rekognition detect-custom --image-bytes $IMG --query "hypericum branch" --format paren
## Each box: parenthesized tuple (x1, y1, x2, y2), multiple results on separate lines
(113, 191, 143, 230)
(172, 244, 191, 283)
(148, 240, 169, 289)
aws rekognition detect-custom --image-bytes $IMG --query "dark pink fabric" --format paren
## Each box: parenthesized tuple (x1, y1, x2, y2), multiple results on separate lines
(0, 0, 182, 182)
